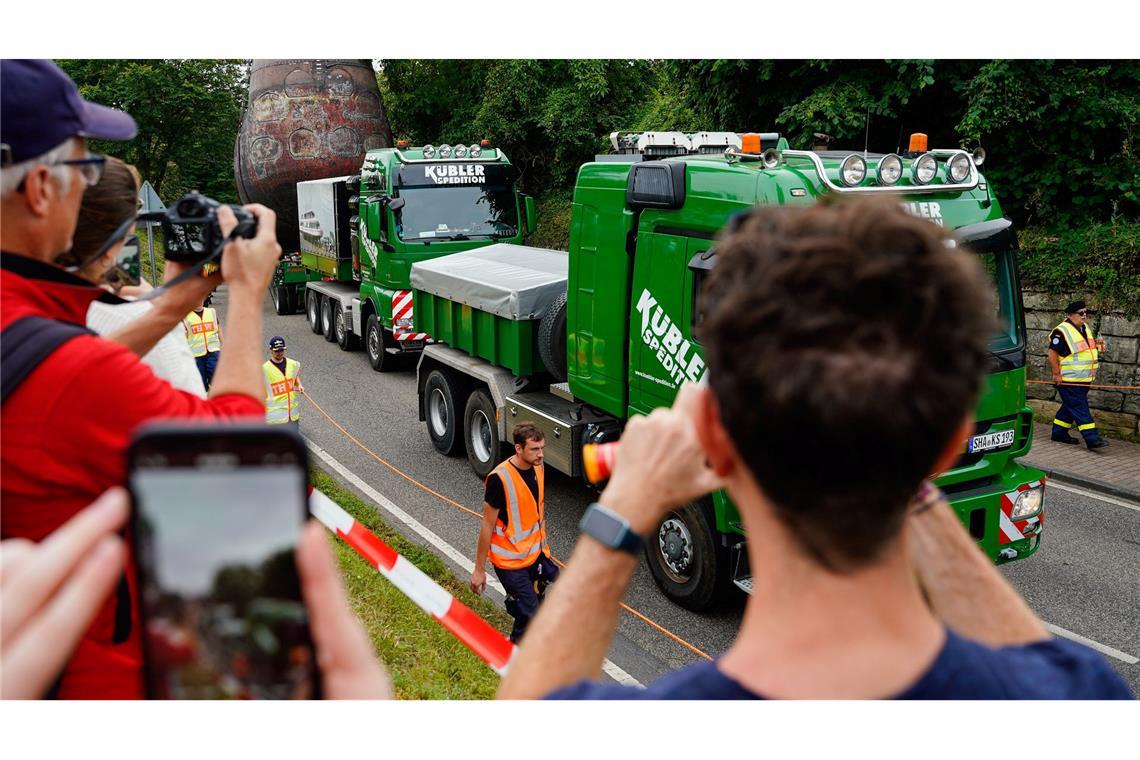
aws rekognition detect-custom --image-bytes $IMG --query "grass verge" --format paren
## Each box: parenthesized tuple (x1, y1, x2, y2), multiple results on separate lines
(309, 468, 514, 700)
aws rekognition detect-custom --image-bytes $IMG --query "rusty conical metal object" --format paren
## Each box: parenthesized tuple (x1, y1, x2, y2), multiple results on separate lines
(234, 59, 392, 251)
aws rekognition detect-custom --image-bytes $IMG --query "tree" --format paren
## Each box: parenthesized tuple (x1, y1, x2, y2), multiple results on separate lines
(57, 59, 247, 202)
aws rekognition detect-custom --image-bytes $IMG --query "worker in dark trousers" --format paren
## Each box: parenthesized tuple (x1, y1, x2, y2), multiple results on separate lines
(470, 422, 559, 643)
(1048, 300, 1108, 451)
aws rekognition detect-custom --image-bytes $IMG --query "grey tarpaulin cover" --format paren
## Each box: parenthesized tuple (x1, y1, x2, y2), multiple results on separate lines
(410, 244, 568, 321)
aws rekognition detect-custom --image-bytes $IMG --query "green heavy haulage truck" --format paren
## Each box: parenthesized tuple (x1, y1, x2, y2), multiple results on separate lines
(269, 142, 536, 371)
(412, 130, 1047, 611)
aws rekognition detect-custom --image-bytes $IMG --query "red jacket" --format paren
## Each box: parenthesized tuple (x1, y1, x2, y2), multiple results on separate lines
(1, 252, 264, 698)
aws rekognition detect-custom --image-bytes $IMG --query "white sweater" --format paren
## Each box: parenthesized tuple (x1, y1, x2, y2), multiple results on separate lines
(86, 300, 208, 398)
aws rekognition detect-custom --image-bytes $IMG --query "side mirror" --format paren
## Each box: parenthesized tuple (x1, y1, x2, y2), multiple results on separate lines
(388, 196, 406, 212)
(363, 197, 385, 242)
(523, 195, 537, 235)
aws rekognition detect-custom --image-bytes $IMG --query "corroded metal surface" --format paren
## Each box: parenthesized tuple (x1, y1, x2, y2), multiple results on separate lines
(234, 59, 392, 251)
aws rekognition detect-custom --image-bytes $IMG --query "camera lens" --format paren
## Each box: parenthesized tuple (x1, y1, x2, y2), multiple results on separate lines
(177, 198, 201, 216)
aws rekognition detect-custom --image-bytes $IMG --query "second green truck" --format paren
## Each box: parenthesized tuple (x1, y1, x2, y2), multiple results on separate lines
(412, 130, 1048, 610)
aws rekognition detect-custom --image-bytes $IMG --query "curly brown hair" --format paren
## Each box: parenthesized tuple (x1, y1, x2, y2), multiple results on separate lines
(701, 198, 995, 571)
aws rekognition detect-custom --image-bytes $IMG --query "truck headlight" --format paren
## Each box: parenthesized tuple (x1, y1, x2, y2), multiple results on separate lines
(439, 144, 452, 158)
(454, 144, 468, 158)
(913, 153, 937, 184)
(469, 144, 482, 158)
(877, 154, 902, 185)
(422, 144, 435, 158)
(1010, 486, 1044, 520)
(840, 154, 866, 186)
(394, 316, 414, 331)
(947, 152, 972, 183)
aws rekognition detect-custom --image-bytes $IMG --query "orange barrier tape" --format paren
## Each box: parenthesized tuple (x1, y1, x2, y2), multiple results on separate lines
(301, 390, 713, 662)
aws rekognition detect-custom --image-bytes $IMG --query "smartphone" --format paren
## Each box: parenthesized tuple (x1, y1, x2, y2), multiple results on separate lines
(127, 423, 319, 699)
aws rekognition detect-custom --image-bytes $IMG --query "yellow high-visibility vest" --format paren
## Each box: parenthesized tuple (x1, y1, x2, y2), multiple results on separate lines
(183, 308, 221, 357)
(263, 358, 301, 423)
(1054, 321, 1099, 384)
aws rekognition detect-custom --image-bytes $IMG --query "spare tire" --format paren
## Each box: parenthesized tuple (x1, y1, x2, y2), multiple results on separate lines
(538, 290, 567, 381)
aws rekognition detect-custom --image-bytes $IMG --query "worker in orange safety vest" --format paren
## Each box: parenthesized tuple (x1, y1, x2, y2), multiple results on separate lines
(470, 421, 559, 642)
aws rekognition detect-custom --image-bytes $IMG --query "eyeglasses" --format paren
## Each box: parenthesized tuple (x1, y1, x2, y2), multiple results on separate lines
(17, 153, 106, 192)
(1077, 310, 1089, 316)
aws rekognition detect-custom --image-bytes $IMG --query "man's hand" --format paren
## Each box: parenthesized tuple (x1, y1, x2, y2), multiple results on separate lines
(470, 567, 487, 596)
(296, 522, 393, 699)
(1052, 373, 1064, 385)
(599, 382, 724, 536)
(1, 489, 128, 700)
(218, 204, 282, 295)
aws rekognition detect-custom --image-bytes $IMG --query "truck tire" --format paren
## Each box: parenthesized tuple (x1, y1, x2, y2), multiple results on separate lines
(306, 290, 322, 334)
(537, 290, 568, 381)
(645, 498, 729, 612)
(321, 297, 337, 342)
(271, 285, 292, 315)
(464, 389, 501, 480)
(424, 369, 464, 456)
(335, 307, 359, 351)
(365, 314, 395, 372)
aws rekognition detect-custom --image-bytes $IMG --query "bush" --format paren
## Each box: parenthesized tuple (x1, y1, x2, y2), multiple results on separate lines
(1018, 221, 1140, 318)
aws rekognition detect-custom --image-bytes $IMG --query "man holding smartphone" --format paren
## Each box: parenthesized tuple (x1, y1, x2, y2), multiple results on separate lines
(1, 60, 283, 698)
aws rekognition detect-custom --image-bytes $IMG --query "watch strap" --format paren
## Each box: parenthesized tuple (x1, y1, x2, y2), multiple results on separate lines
(579, 502, 645, 555)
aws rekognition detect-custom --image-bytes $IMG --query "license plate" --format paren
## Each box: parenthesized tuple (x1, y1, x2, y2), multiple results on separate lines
(968, 430, 1015, 453)
(401, 340, 424, 350)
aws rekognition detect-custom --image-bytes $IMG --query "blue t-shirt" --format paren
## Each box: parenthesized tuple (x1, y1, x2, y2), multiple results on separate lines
(547, 629, 1133, 700)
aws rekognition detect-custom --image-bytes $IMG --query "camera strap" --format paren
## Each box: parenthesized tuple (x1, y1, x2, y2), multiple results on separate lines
(133, 231, 234, 302)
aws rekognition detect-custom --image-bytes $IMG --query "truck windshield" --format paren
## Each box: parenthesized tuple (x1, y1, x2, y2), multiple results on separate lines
(394, 162, 519, 242)
(394, 184, 519, 241)
(977, 249, 1022, 353)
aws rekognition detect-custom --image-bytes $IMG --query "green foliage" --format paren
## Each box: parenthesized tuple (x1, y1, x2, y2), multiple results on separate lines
(524, 190, 573, 251)
(380, 59, 654, 193)
(1018, 220, 1140, 318)
(56, 59, 247, 203)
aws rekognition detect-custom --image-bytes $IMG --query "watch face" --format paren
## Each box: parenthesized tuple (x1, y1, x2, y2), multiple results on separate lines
(584, 508, 625, 545)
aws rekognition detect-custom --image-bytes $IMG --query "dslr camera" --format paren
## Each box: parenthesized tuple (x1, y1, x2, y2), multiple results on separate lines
(140, 192, 257, 263)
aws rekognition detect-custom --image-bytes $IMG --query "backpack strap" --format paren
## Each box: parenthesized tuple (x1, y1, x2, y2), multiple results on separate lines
(1, 316, 95, 403)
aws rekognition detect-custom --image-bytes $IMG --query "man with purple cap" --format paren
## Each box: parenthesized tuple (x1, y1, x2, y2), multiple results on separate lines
(0, 60, 282, 698)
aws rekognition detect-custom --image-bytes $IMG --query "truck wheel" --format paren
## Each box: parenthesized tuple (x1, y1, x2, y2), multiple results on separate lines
(365, 314, 394, 372)
(424, 369, 464, 456)
(271, 285, 292, 316)
(335, 307, 359, 351)
(538, 291, 568, 382)
(321, 297, 337, 342)
(645, 498, 728, 612)
(306, 291, 322, 334)
(464, 389, 500, 479)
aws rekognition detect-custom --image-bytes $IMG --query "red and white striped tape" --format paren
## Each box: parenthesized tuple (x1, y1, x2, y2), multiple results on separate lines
(309, 489, 517, 675)
(392, 289, 429, 341)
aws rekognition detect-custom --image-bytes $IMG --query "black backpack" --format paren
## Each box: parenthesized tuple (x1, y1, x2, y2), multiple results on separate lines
(1, 316, 133, 660)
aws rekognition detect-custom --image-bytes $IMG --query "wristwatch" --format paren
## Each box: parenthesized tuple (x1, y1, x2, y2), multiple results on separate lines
(579, 502, 645, 555)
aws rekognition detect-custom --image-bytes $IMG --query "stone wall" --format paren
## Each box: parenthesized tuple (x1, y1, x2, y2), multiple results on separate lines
(1023, 290, 1140, 436)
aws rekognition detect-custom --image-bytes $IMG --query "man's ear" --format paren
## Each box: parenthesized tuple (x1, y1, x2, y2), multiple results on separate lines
(930, 414, 974, 477)
(20, 165, 56, 217)
(693, 385, 736, 478)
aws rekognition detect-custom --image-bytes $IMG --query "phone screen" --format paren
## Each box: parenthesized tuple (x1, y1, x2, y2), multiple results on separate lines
(129, 427, 316, 699)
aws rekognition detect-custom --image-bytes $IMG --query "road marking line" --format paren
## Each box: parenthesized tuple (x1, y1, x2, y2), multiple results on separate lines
(1042, 622, 1139, 665)
(307, 439, 644, 688)
(1046, 481, 1140, 512)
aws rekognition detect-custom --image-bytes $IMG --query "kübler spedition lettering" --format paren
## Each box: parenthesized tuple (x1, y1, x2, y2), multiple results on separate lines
(424, 164, 486, 185)
(636, 289, 706, 386)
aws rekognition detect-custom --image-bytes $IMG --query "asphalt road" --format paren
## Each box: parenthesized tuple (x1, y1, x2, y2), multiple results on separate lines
(238, 286, 1140, 696)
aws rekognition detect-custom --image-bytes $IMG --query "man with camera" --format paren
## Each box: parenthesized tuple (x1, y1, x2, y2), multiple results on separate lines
(1, 60, 283, 698)
(497, 200, 1131, 700)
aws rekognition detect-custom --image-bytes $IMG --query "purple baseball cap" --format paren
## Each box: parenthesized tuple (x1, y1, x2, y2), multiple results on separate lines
(1, 59, 137, 167)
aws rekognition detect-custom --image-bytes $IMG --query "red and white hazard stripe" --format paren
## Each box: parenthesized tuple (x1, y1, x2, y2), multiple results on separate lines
(309, 489, 516, 675)
(998, 478, 1046, 545)
(392, 289, 429, 341)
